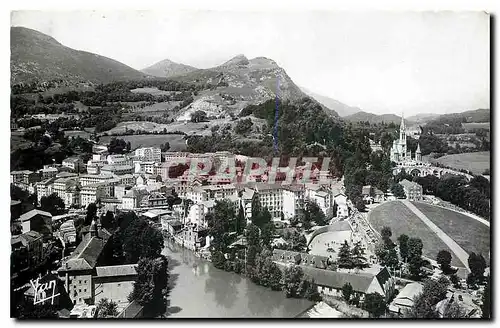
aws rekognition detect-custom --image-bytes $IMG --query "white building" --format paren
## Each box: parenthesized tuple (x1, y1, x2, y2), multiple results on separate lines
(101, 164, 134, 176)
(282, 185, 305, 221)
(134, 147, 161, 163)
(62, 157, 83, 172)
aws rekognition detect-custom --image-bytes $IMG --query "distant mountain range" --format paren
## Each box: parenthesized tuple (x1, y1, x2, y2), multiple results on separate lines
(343, 111, 406, 124)
(141, 59, 198, 78)
(11, 26, 146, 84)
(10, 26, 486, 125)
(428, 108, 490, 124)
(299, 87, 361, 117)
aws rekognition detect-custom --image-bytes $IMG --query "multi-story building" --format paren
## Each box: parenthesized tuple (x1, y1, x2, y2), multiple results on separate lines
(282, 184, 306, 221)
(35, 178, 56, 204)
(10, 170, 40, 187)
(106, 154, 133, 166)
(53, 177, 80, 208)
(134, 161, 160, 174)
(134, 147, 161, 163)
(254, 183, 283, 219)
(80, 183, 107, 208)
(399, 179, 423, 201)
(101, 164, 134, 176)
(121, 188, 149, 210)
(62, 157, 83, 172)
(11, 230, 43, 272)
(118, 174, 136, 186)
(38, 166, 59, 179)
(80, 173, 116, 187)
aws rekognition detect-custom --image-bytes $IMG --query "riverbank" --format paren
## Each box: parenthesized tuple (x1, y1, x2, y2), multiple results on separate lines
(162, 238, 314, 318)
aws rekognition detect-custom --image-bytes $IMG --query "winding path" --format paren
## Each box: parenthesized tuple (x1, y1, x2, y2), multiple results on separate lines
(401, 200, 471, 273)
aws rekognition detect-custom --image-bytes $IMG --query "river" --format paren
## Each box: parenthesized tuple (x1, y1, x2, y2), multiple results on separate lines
(162, 239, 314, 318)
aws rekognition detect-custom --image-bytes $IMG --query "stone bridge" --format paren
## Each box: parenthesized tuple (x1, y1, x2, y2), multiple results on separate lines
(393, 163, 473, 181)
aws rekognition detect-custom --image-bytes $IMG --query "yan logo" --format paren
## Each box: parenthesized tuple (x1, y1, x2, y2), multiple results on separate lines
(30, 277, 60, 305)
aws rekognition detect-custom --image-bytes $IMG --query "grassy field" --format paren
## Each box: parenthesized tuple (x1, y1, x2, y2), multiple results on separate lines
(367, 200, 462, 266)
(130, 87, 176, 96)
(428, 151, 490, 175)
(99, 134, 187, 151)
(411, 202, 490, 264)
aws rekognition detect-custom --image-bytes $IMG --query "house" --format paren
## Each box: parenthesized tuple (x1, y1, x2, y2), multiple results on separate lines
(57, 221, 111, 305)
(162, 219, 183, 235)
(399, 179, 423, 201)
(80, 173, 115, 186)
(333, 192, 348, 218)
(11, 170, 40, 189)
(59, 219, 77, 246)
(11, 230, 44, 272)
(93, 264, 138, 307)
(121, 188, 149, 210)
(62, 157, 83, 172)
(273, 249, 395, 302)
(254, 183, 284, 219)
(373, 188, 385, 203)
(362, 185, 374, 204)
(181, 223, 208, 251)
(142, 209, 173, 221)
(18, 209, 53, 240)
(389, 282, 423, 315)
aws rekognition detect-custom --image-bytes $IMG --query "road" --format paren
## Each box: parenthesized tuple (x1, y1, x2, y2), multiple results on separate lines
(401, 200, 471, 273)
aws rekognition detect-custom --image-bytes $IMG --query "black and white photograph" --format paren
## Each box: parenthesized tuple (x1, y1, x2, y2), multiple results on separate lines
(8, 7, 491, 319)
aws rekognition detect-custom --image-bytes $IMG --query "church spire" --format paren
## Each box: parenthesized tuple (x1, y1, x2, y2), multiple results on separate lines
(416, 143, 421, 153)
(400, 112, 405, 131)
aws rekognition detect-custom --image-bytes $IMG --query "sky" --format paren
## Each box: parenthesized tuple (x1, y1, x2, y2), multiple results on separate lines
(11, 10, 490, 115)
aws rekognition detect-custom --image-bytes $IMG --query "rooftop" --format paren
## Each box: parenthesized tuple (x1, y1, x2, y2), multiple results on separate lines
(19, 209, 52, 222)
(95, 264, 138, 278)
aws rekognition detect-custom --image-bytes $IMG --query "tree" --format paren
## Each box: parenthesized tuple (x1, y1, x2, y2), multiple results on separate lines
(129, 256, 169, 318)
(253, 207, 272, 230)
(39, 193, 65, 215)
(261, 223, 275, 248)
(245, 224, 261, 271)
(160, 142, 170, 152)
(115, 213, 164, 264)
(107, 138, 128, 154)
(481, 276, 491, 319)
(101, 211, 115, 230)
(337, 240, 353, 269)
(468, 252, 486, 284)
(363, 292, 386, 318)
(342, 282, 353, 302)
(191, 110, 207, 123)
(235, 205, 246, 234)
(351, 241, 369, 269)
(268, 262, 283, 291)
(208, 200, 236, 254)
(391, 183, 406, 198)
(436, 250, 452, 274)
(381, 226, 392, 243)
(97, 298, 119, 318)
(283, 265, 304, 298)
(407, 238, 424, 279)
(443, 302, 467, 318)
(405, 277, 449, 318)
(397, 234, 409, 262)
(85, 202, 97, 226)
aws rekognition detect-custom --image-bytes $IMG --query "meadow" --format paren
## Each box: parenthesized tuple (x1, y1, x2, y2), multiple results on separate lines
(427, 151, 490, 175)
(411, 202, 490, 264)
(367, 200, 462, 266)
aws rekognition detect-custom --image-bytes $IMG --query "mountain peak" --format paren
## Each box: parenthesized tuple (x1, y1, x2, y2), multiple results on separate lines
(141, 58, 197, 78)
(220, 54, 249, 67)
